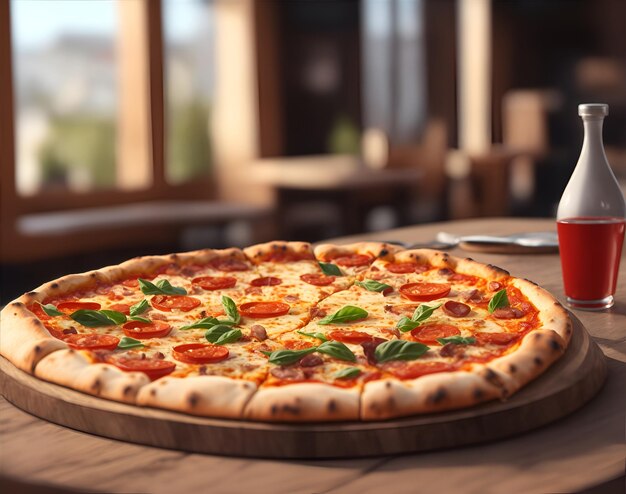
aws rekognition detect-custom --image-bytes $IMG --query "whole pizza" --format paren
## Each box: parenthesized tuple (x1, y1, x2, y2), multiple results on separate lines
(0, 241, 572, 422)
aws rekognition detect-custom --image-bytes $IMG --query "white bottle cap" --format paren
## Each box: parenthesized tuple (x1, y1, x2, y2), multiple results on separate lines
(578, 103, 609, 117)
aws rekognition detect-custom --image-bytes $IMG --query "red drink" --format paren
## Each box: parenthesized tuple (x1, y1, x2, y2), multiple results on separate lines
(557, 217, 625, 309)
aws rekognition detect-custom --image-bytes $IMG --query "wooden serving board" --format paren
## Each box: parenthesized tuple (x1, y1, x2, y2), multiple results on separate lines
(0, 314, 606, 459)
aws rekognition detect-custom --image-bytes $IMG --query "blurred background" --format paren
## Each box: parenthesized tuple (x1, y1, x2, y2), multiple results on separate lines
(1, 0, 625, 303)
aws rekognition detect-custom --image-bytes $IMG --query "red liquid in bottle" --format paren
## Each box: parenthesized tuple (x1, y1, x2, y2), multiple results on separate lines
(557, 217, 625, 304)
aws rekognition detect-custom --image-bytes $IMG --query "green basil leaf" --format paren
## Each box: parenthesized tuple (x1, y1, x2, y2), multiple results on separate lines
(215, 328, 243, 345)
(129, 299, 149, 317)
(355, 279, 392, 293)
(205, 324, 239, 343)
(317, 341, 356, 362)
(297, 330, 328, 342)
(70, 309, 121, 327)
(221, 296, 240, 324)
(117, 336, 144, 350)
(374, 340, 429, 363)
(396, 316, 420, 333)
(437, 336, 476, 345)
(179, 317, 236, 331)
(128, 316, 151, 323)
(41, 303, 63, 317)
(319, 261, 343, 276)
(138, 278, 187, 296)
(488, 289, 509, 313)
(99, 310, 127, 325)
(265, 347, 318, 366)
(334, 367, 361, 379)
(318, 305, 368, 325)
(411, 303, 442, 323)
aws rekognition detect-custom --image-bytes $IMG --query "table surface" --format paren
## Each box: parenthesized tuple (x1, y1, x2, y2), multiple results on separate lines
(1, 218, 625, 494)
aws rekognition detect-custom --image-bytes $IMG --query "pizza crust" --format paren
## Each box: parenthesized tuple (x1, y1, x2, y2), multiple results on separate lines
(314, 242, 402, 262)
(244, 383, 360, 422)
(243, 241, 315, 263)
(35, 349, 150, 403)
(137, 375, 258, 419)
(361, 370, 503, 420)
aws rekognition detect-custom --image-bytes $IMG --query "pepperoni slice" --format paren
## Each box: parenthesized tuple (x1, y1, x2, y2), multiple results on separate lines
(239, 301, 290, 318)
(172, 343, 229, 364)
(122, 320, 171, 339)
(475, 332, 521, 345)
(64, 333, 120, 351)
(110, 356, 176, 380)
(210, 258, 249, 272)
(284, 339, 316, 350)
(442, 300, 471, 318)
(57, 301, 101, 314)
(250, 276, 282, 287)
(449, 273, 478, 285)
(410, 323, 460, 344)
(385, 361, 456, 380)
(109, 303, 131, 315)
(386, 262, 421, 274)
(488, 281, 502, 292)
(332, 254, 372, 267)
(192, 276, 237, 291)
(300, 273, 335, 286)
(399, 282, 451, 302)
(328, 330, 374, 344)
(150, 295, 201, 312)
(492, 307, 525, 319)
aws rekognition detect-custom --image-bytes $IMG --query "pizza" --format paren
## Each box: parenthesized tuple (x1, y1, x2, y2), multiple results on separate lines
(0, 241, 572, 422)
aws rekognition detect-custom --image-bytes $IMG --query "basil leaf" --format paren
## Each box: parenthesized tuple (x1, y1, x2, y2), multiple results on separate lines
(179, 317, 236, 331)
(215, 328, 243, 345)
(128, 316, 151, 323)
(70, 309, 123, 327)
(396, 316, 420, 333)
(117, 336, 144, 350)
(318, 305, 368, 325)
(374, 340, 429, 363)
(437, 336, 476, 345)
(334, 367, 361, 379)
(205, 324, 239, 343)
(265, 347, 317, 366)
(129, 299, 149, 317)
(99, 310, 127, 325)
(319, 261, 342, 276)
(355, 279, 392, 293)
(411, 303, 442, 323)
(41, 303, 63, 317)
(297, 330, 328, 342)
(317, 341, 356, 362)
(221, 296, 241, 324)
(138, 278, 187, 296)
(488, 289, 509, 313)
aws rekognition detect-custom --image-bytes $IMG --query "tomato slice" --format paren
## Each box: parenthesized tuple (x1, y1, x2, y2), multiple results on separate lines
(109, 303, 131, 315)
(385, 361, 456, 380)
(332, 254, 372, 267)
(239, 301, 290, 318)
(399, 282, 451, 302)
(30, 303, 51, 321)
(386, 262, 421, 274)
(300, 273, 336, 286)
(173, 343, 229, 364)
(110, 356, 176, 380)
(475, 332, 521, 346)
(150, 295, 201, 312)
(122, 273, 156, 288)
(122, 320, 171, 339)
(192, 276, 237, 291)
(328, 330, 374, 344)
(57, 301, 101, 314)
(250, 276, 282, 287)
(410, 323, 460, 344)
(210, 258, 249, 272)
(65, 333, 120, 351)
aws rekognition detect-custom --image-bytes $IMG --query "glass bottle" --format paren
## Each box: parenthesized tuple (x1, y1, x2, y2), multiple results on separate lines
(557, 103, 626, 310)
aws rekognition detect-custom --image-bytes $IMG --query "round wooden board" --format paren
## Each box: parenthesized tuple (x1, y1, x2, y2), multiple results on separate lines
(0, 314, 607, 459)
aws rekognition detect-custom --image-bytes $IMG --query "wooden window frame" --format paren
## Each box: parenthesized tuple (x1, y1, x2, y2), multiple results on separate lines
(0, 0, 217, 260)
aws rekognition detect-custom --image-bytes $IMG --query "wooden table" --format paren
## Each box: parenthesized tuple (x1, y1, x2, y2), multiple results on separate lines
(1, 218, 625, 494)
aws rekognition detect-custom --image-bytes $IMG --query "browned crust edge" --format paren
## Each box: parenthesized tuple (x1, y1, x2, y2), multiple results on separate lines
(243, 241, 315, 263)
(314, 242, 403, 262)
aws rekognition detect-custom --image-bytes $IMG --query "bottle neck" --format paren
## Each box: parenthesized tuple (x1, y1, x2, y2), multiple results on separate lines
(581, 117, 606, 163)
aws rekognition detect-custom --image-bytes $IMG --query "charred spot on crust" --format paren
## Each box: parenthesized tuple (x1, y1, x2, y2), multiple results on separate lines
(91, 379, 102, 393)
(473, 388, 485, 400)
(509, 364, 517, 373)
(533, 333, 543, 341)
(483, 369, 505, 389)
(150, 388, 157, 397)
(27, 291, 38, 297)
(549, 338, 562, 352)
(487, 264, 509, 276)
(123, 385, 133, 396)
(385, 381, 392, 389)
(534, 357, 543, 366)
(34, 345, 41, 354)
(89, 273, 97, 278)
(428, 387, 447, 405)
(379, 248, 389, 257)
(566, 325, 572, 334)
(328, 399, 337, 413)
(51, 283, 59, 289)
(281, 404, 300, 415)
(187, 393, 200, 408)
(12, 301, 23, 307)
(169, 254, 178, 261)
